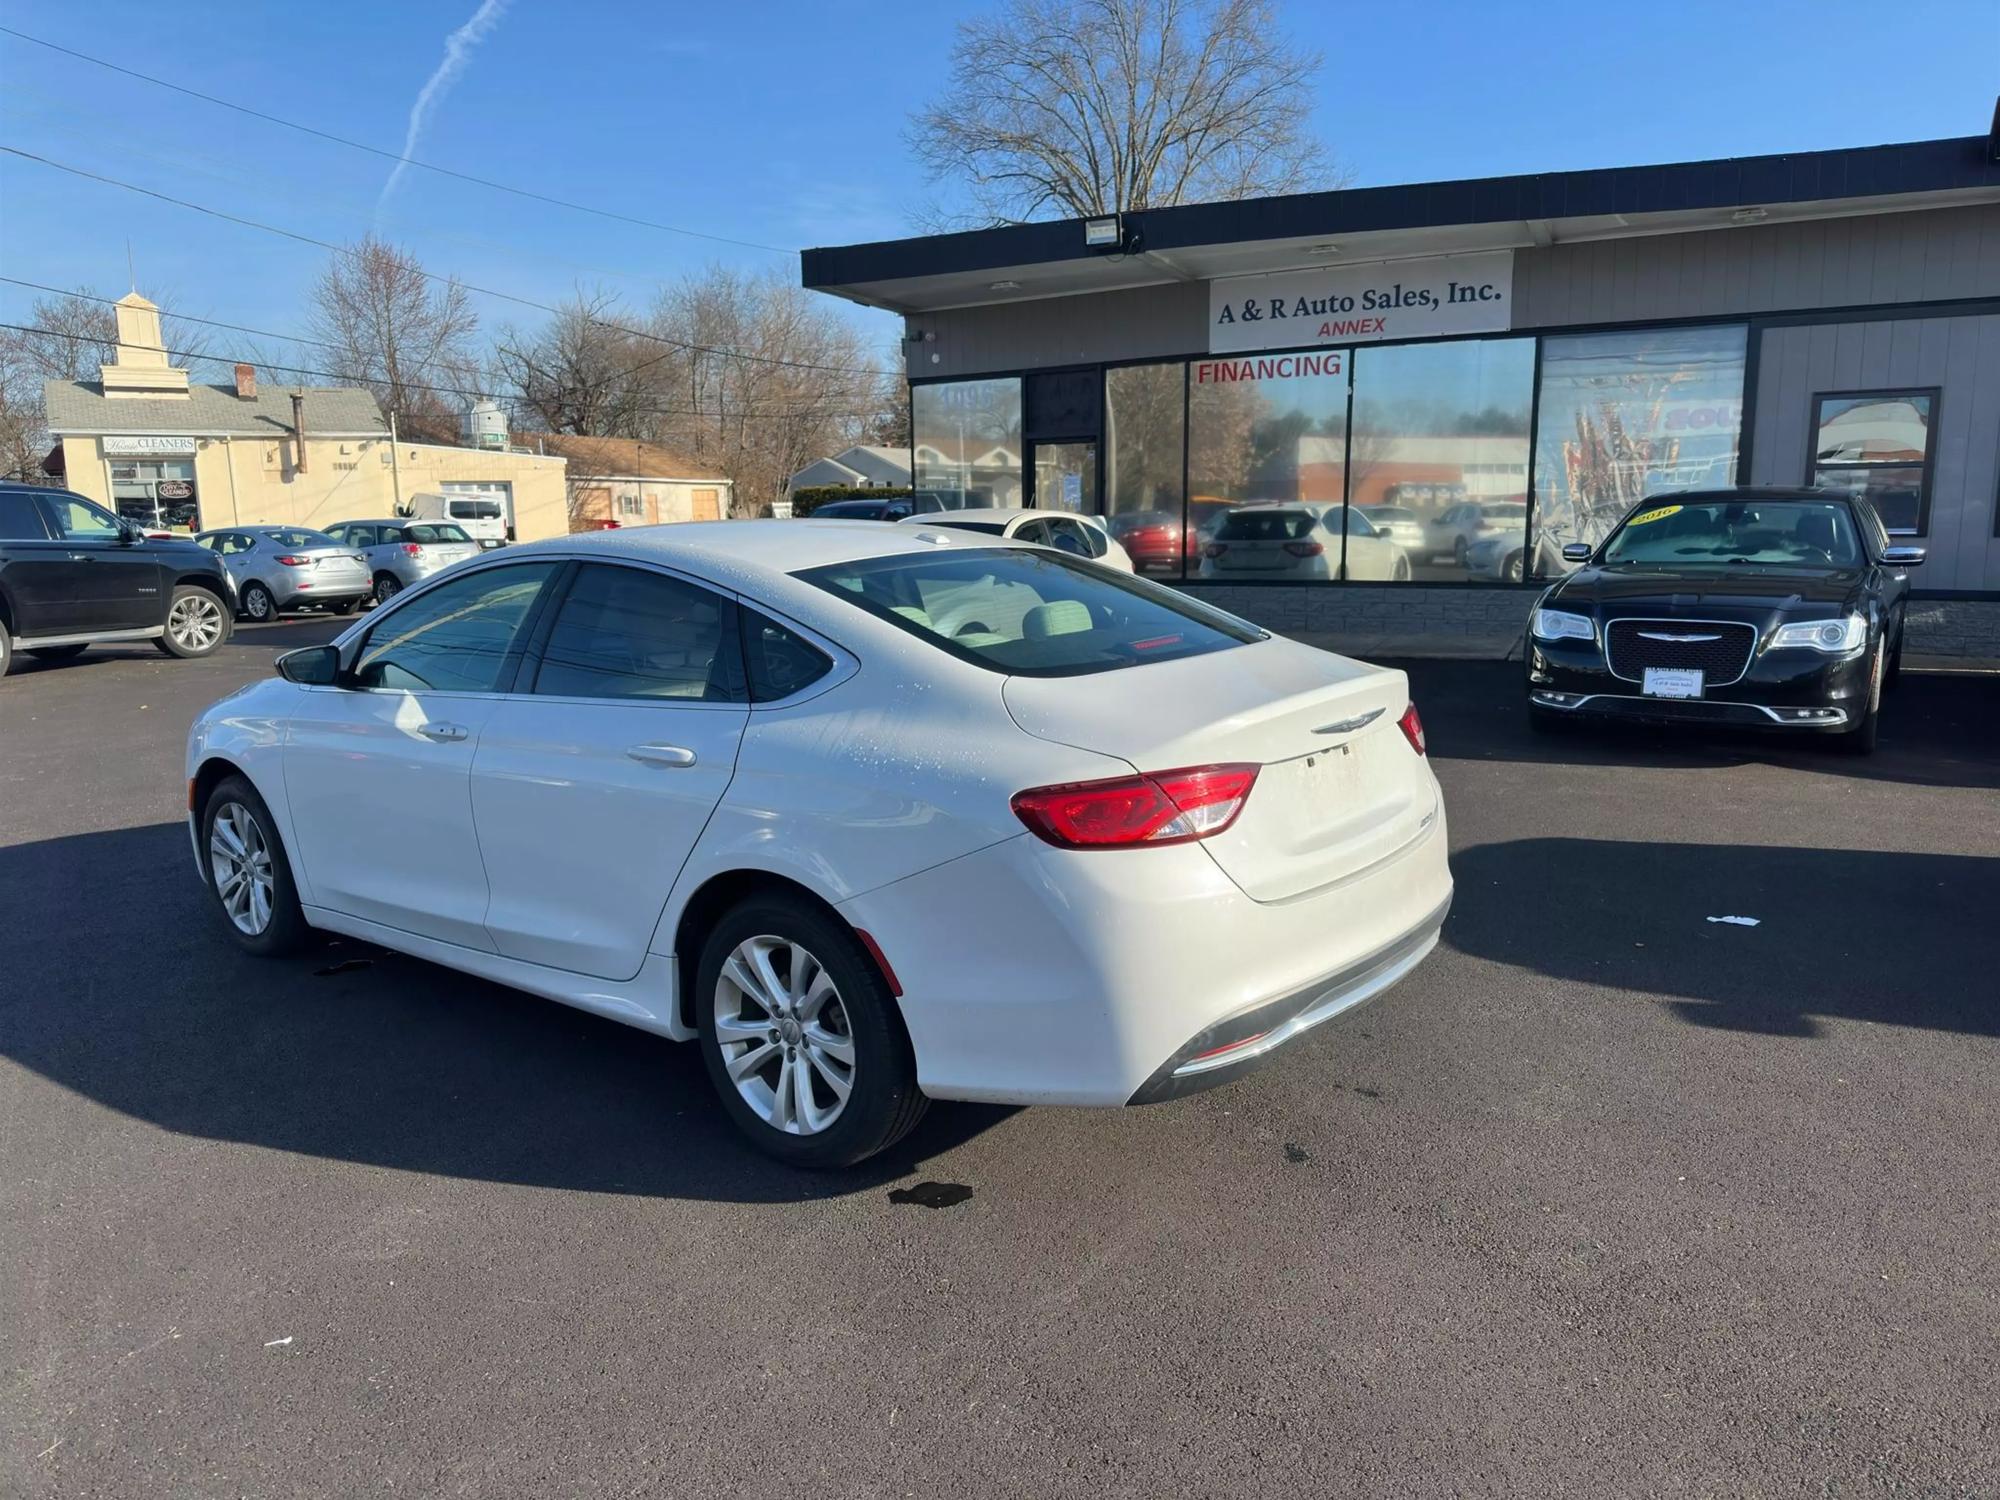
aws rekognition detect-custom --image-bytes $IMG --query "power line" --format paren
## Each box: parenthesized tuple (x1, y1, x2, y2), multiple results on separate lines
(0, 320, 880, 427)
(0, 23, 795, 255)
(0, 145, 896, 379)
(0, 278, 868, 417)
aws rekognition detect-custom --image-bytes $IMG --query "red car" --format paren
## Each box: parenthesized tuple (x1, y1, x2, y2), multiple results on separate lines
(1110, 500, 1240, 575)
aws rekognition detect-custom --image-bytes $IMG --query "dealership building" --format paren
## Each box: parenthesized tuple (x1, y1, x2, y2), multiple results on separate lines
(804, 117, 2000, 656)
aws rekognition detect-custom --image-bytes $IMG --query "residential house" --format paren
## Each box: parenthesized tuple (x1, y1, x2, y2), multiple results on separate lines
(529, 433, 733, 529)
(786, 444, 912, 494)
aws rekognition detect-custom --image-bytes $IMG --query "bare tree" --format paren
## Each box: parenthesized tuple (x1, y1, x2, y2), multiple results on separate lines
(308, 236, 478, 440)
(909, 0, 1332, 224)
(493, 290, 672, 439)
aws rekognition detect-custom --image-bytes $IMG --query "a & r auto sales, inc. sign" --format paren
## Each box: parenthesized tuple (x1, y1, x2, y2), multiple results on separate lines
(1208, 249, 1514, 354)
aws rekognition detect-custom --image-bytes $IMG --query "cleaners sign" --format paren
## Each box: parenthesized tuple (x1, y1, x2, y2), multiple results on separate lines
(1209, 250, 1513, 354)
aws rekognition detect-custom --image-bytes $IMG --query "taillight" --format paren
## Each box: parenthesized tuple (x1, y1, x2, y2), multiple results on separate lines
(1204, 542, 1228, 558)
(402, 543, 423, 556)
(1397, 703, 1427, 756)
(275, 554, 310, 566)
(1012, 764, 1259, 849)
(1282, 540, 1324, 558)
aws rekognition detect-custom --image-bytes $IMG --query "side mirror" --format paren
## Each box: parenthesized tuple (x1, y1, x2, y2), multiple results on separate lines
(116, 522, 140, 545)
(1561, 542, 1593, 562)
(1881, 545, 1925, 566)
(276, 644, 341, 686)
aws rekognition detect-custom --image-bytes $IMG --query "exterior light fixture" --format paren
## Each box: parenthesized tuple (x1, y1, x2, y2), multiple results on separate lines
(1083, 215, 1122, 249)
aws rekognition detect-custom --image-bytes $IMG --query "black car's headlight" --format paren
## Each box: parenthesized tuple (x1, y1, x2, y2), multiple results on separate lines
(1531, 607, 1595, 643)
(1770, 614, 1866, 653)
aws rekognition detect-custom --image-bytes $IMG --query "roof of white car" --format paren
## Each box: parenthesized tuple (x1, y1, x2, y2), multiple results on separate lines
(506, 519, 1005, 593)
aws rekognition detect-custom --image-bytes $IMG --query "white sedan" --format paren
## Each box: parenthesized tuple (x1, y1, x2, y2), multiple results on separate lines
(896, 506, 1135, 571)
(187, 523, 1451, 1166)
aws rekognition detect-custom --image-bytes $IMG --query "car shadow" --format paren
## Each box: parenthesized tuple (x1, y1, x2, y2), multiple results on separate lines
(0, 822, 1015, 1202)
(1387, 658, 2000, 792)
(1447, 837, 1998, 1039)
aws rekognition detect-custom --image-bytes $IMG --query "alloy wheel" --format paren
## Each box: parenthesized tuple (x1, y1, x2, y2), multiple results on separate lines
(713, 934, 856, 1136)
(244, 586, 273, 622)
(168, 592, 226, 651)
(209, 801, 275, 935)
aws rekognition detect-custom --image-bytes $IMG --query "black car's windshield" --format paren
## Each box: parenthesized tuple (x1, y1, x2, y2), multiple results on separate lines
(798, 547, 1264, 677)
(1602, 499, 1862, 567)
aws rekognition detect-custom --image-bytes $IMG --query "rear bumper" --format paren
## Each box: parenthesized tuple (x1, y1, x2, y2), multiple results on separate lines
(838, 792, 1452, 1108)
(1126, 892, 1449, 1103)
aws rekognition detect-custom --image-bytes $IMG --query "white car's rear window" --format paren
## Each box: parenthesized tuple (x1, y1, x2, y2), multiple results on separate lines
(797, 548, 1263, 677)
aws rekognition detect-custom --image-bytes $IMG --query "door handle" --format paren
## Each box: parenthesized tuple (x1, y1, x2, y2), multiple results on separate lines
(419, 723, 468, 742)
(70, 552, 94, 562)
(627, 743, 697, 768)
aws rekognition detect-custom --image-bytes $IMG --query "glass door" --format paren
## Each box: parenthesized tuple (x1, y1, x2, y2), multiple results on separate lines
(1030, 441, 1097, 513)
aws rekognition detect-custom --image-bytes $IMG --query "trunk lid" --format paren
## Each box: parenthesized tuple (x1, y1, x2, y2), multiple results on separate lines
(1003, 640, 1436, 902)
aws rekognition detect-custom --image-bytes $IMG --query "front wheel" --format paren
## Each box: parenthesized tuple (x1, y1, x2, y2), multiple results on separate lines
(1391, 554, 1411, 582)
(1503, 551, 1525, 583)
(1838, 644, 1884, 755)
(200, 775, 311, 955)
(157, 586, 231, 658)
(696, 896, 927, 1169)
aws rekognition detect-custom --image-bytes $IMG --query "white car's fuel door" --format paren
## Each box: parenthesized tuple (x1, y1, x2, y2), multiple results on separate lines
(470, 562, 749, 980)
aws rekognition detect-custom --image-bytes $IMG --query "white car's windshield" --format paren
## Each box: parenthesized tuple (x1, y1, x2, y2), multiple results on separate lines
(1602, 498, 1862, 567)
(798, 548, 1262, 677)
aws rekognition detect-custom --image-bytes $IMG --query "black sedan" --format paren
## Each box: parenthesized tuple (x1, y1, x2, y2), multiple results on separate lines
(1525, 487, 1924, 753)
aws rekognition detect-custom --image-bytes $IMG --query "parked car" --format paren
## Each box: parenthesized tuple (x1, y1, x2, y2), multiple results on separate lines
(195, 526, 372, 621)
(1464, 531, 1569, 584)
(1527, 487, 1921, 752)
(1197, 504, 1411, 582)
(398, 491, 510, 549)
(1426, 500, 1528, 565)
(186, 524, 1451, 1166)
(1360, 505, 1427, 558)
(1107, 499, 1240, 575)
(0, 483, 233, 677)
(805, 494, 953, 522)
(321, 519, 485, 604)
(896, 507, 1134, 572)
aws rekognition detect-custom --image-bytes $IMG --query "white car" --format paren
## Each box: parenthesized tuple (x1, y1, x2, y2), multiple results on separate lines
(186, 523, 1451, 1166)
(1197, 504, 1412, 581)
(896, 506, 1134, 572)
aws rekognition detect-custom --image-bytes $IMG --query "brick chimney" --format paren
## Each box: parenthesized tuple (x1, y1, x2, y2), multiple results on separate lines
(234, 363, 257, 400)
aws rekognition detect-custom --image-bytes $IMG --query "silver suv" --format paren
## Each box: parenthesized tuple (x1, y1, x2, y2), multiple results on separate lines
(321, 519, 484, 605)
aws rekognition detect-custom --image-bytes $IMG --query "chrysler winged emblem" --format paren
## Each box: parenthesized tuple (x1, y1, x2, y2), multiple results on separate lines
(1313, 708, 1386, 735)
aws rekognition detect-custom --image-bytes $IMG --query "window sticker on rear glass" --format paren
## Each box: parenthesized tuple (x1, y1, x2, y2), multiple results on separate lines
(1627, 503, 1683, 527)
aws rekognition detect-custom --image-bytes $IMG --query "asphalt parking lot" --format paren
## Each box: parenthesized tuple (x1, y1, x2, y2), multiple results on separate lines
(3, 622, 1996, 1497)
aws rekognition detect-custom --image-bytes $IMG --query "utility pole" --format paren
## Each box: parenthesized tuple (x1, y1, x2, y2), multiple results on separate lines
(389, 411, 404, 514)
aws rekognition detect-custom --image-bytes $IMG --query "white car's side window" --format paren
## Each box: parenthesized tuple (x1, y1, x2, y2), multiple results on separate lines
(529, 563, 746, 704)
(352, 563, 559, 694)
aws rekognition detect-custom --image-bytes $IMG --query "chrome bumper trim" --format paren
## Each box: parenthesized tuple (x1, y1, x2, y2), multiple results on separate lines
(1530, 690, 1848, 726)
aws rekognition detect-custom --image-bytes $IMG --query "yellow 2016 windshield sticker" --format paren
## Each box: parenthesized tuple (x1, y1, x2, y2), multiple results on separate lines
(1627, 503, 1683, 527)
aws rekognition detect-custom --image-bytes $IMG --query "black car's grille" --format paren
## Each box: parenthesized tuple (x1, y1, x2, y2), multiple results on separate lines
(1605, 619, 1756, 684)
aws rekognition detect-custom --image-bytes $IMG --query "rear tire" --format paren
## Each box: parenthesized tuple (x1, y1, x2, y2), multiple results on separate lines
(0, 630, 12, 678)
(696, 895, 927, 1169)
(241, 582, 276, 623)
(27, 643, 89, 662)
(373, 573, 402, 605)
(331, 599, 359, 616)
(200, 774, 311, 956)
(156, 586, 231, 658)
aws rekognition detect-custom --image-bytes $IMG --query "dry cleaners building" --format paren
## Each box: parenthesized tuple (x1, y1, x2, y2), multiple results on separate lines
(803, 118, 2000, 656)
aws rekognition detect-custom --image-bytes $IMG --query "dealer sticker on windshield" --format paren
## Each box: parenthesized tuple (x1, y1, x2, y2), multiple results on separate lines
(1643, 667, 1704, 698)
(1627, 503, 1683, 527)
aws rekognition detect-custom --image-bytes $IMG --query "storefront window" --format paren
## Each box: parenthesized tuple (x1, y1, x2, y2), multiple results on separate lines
(1530, 325, 1747, 576)
(912, 378, 1022, 509)
(1103, 362, 1187, 577)
(1348, 338, 1534, 582)
(1188, 352, 1348, 579)
(110, 458, 198, 532)
(1809, 390, 1935, 534)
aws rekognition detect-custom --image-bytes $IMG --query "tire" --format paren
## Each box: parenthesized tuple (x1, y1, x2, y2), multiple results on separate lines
(1391, 554, 1411, 582)
(27, 643, 89, 662)
(241, 582, 276, 623)
(156, 585, 231, 659)
(200, 774, 311, 956)
(696, 895, 927, 1169)
(331, 599, 359, 616)
(1454, 536, 1469, 567)
(1503, 552, 1525, 583)
(0, 628, 11, 678)
(1838, 644, 1883, 755)
(1885, 609, 1905, 690)
(373, 573, 402, 605)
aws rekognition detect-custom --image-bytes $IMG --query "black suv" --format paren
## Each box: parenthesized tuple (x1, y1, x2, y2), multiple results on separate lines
(0, 483, 236, 677)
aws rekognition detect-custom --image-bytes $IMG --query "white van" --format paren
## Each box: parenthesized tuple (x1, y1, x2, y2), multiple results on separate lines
(397, 490, 509, 548)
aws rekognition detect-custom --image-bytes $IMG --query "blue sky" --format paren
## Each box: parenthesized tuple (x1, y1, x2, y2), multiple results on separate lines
(3, 0, 1995, 368)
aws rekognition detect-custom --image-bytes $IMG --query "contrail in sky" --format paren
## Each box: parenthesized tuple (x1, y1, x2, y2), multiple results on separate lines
(376, 0, 511, 220)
